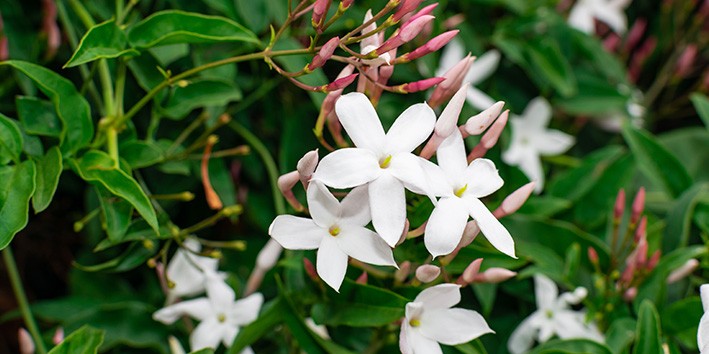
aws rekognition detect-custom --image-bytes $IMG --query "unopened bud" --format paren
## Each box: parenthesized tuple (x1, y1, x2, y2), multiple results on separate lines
(461, 258, 483, 284)
(398, 77, 445, 93)
(356, 271, 368, 284)
(463, 101, 505, 136)
(623, 286, 637, 301)
(647, 250, 661, 270)
(631, 187, 645, 224)
(399, 30, 458, 62)
(428, 55, 474, 108)
(376, 15, 434, 55)
(415, 264, 441, 283)
(634, 238, 648, 268)
(436, 84, 468, 138)
(474, 267, 517, 283)
(588, 247, 599, 266)
(256, 239, 283, 270)
(278, 171, 304, 211)
(667, 259, 699, 284)
(480, 110, 508, 149)
(404, 3, 438, 24)
(614, 189, 626, 221)
(53, 327, 64, 345)
(297, 149, 319, 184)
(395, 260, 411, 282)
(397, 219, 410, 246)
(322, 73, 358, 92)
(459, 221, 480, 248)
(340, 0, 354, 10)
(634, 216, 647, 243)
(168, 336, 186, 354)
(625, 18, 647, 52)
(494, 182, 535, 218)
(18, 328, 34, 354)
(392, 0, 424, 22)
(675, 44, 697, 78)
(303, 257, 319, 282)
(312, 0, 331, 27)
(307, 37, 339, 71)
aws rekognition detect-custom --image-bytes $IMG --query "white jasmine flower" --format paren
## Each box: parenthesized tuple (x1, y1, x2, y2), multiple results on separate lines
(698, 284, 709, 353)
(568, 0, 631, 34)
(508, 274, 604, 354)
(400, 283, 493, 354)
(166, 238, 220, 303)
(268, 181, 397, 291)
(311, 92, 436, 247)
(435, 39, 501, 111)
(153, 271, 262, 352)
(422, 128, 515, 258)
(501, 97, 575, 193)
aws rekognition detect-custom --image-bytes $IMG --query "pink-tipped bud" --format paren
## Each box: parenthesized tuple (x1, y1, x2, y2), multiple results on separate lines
(647, 250, 661, 270)
(376, 15, 434, 54)
(340, 0, 354, 10)
(392, 0, 425, 22)
(475, 268, 517, 284)
(620, 262, 636, 286)
(634, 216, 647, 243)
(428, 55, 474, 108)
(0, 14, 7, 61)
(415, 264, 441, 283)
(278, 171, 304, 211)
(356, 271, 368, 284)
(308, 37, 339, 71)
(397, 219, 410, 246)
(303, 258, 320, 282)
(603, 33, 621, 52)
(401, 30, 459, 62)
(399, 77, 445, 93)
(312, 0, 332, 27)
(614, 189, 626, 221)
(459, 221, 480, 248)
(625, 18, 647, 52)
(635, 238, 648, 268)
(322, 73, 358, 92)
(256, 239, 283, 270)
(41, 0, 60, 60)
(667, 259, 699, 284)
(466, 109, 509, 163)
(436, 84, 468, 137)
(675, 44, 698, 78)
(461, 258, 483, 284)
(463, 101, 505, 136)
(53, 327, 64, 345)
(631, 187, 645, 224)
(297, 149, 319, 185)
(588, 247, 599, 266)
(395, 261, 412, 282)
(623, 287, 638, 301)
(405, 3, 438, 23)
(494, 182, 535, 218)
(18, 328, 34, 354)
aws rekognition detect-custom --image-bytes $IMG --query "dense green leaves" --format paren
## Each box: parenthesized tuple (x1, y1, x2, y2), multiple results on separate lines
(32, 146, 63, 213)
(632, 301, 662, 354)
(0, 160, 36, 249)
(49, 325, 105, 354)
(65, 19, 138, 67)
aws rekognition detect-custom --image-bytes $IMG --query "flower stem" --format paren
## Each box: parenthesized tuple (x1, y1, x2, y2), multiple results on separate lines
(2, 247, 47, 354)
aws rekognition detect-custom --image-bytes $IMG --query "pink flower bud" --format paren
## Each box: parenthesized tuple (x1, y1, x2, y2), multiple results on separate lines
(461, 258, 483, 284)
(297, 149, 319, 185)
(463, 101, 505, 136)
(340, 0, 354, 10)
(392, 0, 424, 22)
(415, 264, 441, 283)
(468, 110, 509, 161)
(625, 18, 647, 52)
(667, 259, 699, 284)
(256, 239, 283, 270)
(308, 37, 340, 71)
(400, 30, 459, 62)
(376, 15, 434, 54)
(647, 250, 661, 270)
(675, 44, 698, 78)
(623, 287, 637, 301)
(399, 77, 445, 93)
(614, 189, 626, 221)
(303, 258, 320, 282)
(631, 187, 645, 224)
(18, 328, 34, 354)
(397, 219, 410, 246)
(42, 0, 60, 60)
(312, 0, 331, 27)
(475, 268, 517, 283)
(322, 73, 358, 92)
(53, 327, 64, 345)
(278, 171, 304, 211)
(405, 3, 438, 24)
(0, 14, 7, 61)
(588, 247, 599, 266)
(494, 182, 535, 218)
(356, 271, 368, 284)
(395, 261, 412, 282)
(603, 33, 621, 52)
(459, 221, 480, 248)
(436, 84, 468, 137)
(428, 55, 474, 108)
(634, 238, 648, 268)
(620, 262, 635, 286)
(634, 216, 647, 243)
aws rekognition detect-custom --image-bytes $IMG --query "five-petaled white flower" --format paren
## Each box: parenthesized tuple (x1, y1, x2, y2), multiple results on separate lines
(268, 180, 397, 291)
(698, 284, 709, 353)
(422, 128, 515, 258)
(568, 0, 631, 34)
(508, 274, 604, 354)
(435, 39, 501, 111)
(501, 97, 575, 193)
(311, 92, 436, 247)
(400, 283, 493, 354)
(153, 271, 263, 352)
(165, 238, 221, 303)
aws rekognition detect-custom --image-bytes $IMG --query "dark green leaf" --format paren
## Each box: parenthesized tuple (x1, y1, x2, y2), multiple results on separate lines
(663, 183, 709, 250)
(605, 317, 636, 354)
(1, 61, 94, 155)
(0, 113, 23, 164)
(128, 10, 259, 49)
(32, 146, 63, 213)
(662, 296, 701, 350)
(49, 325, 105, 354)
(0, 160, 36, 249)
(162, 80, 242, 119)
(311, 302, 404, 327)
(95, 185, 134, 242)
(229, 298, 284, 353)
(120, 140, 164, 169)
(529, 339, 612, 354)
(525, 39, 577, 97)
(74, 241, 156, 272)
(16, 96, 62, 137)
(632, 300, 662, 354)
(690, 93, 709, 130)
(64, 19, 139, 68)
(548, 145, 625, 202)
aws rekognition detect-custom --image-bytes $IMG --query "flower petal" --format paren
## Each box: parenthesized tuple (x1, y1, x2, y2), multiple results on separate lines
(419, 308, 493, 345)
(407, 326, 444, 354)
(534, 274, 559, 310)
(424, 197, 469, 258)
(466, 87, 497, 112)
(699, 312, 709, 353)
(463, 158, 503, 198)
(532, 129, 575, 156)
(306, 180, 340, 227)
(335, 92, 386, 152)
(311, 148, 381, 189)
(337, 226, 396, 267)
(205, 271, 236, 309)
(521, 97, 552, 129)
(568, 4, 594, 33)
(384, 103, 436, 154)
(269, 215, 325, 250)
(190, 319, 226, 351)
(388, 153, 436, 202)
(413, 283, 461, 309)
(339, 185, 371, 227)
(437, 129, 468, 183)
(465, 50, 500, 85)
(416, 158, 453, 197)
(702, 284, 709, 312)
(554, 310, 604, 341)
(468, 197, 516, 258)
(516, 151, 545, 193)
(369, 174, 407, 247)
(222, 326, 239, 348)
(593, 3, 627, 33)
(507, 313, 542, 354)
(317, 236, 349, 291)
(229, 292, 264, 326)
(400, 322, 415, 354)
(167, 243, 218, 301)
(153, 298, 212, 324)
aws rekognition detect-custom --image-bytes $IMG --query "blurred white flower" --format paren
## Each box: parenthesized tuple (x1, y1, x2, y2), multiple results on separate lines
(508, 274, 604, 354)
(435, 39, 501, 111)
(568, 0, 631, 34)
(153, 271, 262, 352)
(400, 283, 493, 354)
(421, 129, 515, 258)
(311, 92, 436, 247)
(502, 97, 575, 193)
(166, 238, 220, 303)
(698, 284, 709, 353)
(269, 181, 397, 291)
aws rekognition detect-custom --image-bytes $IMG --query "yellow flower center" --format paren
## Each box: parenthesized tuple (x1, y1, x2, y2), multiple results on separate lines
(409, 319, 421, 327)
(454, 184, 468, 198)
(545, 310, 554, 319)
(379, 155, 392, 169)
(218, 313, 226, 323)
(329, 225, 341, 237)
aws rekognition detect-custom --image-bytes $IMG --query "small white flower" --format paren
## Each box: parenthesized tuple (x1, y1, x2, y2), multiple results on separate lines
(435, 39, 501, 111)
(400, 283, 493, 354)
(502, 97, 575, 193)
(508, 274, 604, 354)
(153, 271, 262, 352)
(422, 128, 515, 258)
(311, 92, 436, 247)
(166, 238, 220, 303)
(568, 0, 631, 34)
(698, 284, 709, 353)
(268, 181, 397, 291)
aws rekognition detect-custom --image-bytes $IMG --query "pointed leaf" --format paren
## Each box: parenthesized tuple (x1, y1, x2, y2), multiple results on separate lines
(16, 96, 62, 137)
(632, 300, 662, 354)
(64, 19, 139, 68)
(32, 146, 63, 213)
(48, 325, 105, 354)
(95, 185, 133, 242)
(0, 160, 36, 249)
(690, 93, 709, 130)
(0, 113, 23, 164)
(162, 80, 242, 119)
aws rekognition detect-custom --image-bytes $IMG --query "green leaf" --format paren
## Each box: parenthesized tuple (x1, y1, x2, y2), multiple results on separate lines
(74, 241, 156, 272)
(622, 124, 693, 197)
(32, 146, 63, 213)
(663, 183, 709, 250)
(662, 296, 701, 350)
(1, 61, 94, 155)
(605, 317, 636, 354)
(95, 185, 134, 242)
(690, 93, 709, 130)
(525, 38, 577, 97)
(64, 19, 138, 68)
(16, 96, 62, 137)
(529, 339, 612, 354)
(0, 113, 23, 164)
(128, 10, 259, 49)
(632, 300, 662, 354)
(162, 80, 242, 119)
(0, 160, 36, 249)
(229, 298, 284, 353)
(49, 325, 105, 354)
(119, 140, 164, 169)
(548, 145, 625, 202)
(72, 150, 158, 233)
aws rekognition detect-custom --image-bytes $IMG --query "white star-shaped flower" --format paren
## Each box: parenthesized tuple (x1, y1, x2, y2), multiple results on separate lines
(568, 0, 631, 34)
(153, 271, 263, 352)
(508, 274, 604, 354)
(165, 238, 220, 303)
(400, 283, 493, 354)
(268, 181, 397, 291)
(435, 39, 501, 111)
(501, 97, 575, 193)
(311, 92, 436, 247)
(421, 128, 515, 258)
(698, 284, 709, 353)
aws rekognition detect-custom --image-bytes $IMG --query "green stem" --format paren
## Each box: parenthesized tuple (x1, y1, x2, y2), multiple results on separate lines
(3, 247, 47, 354)
(107, 127, 119, 165)
(228, 121, 286, 215)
